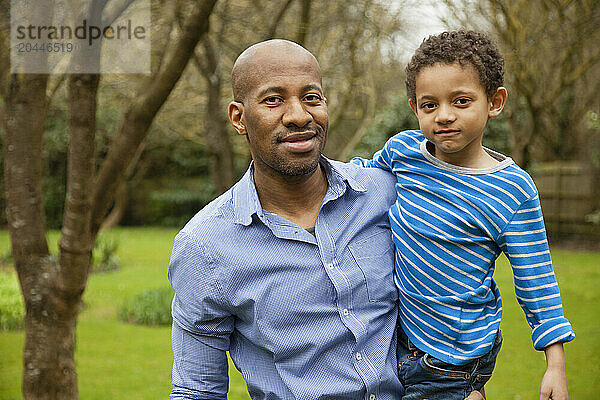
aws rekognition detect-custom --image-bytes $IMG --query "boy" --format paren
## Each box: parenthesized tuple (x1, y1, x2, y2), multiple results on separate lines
(353, 31, 574, 399)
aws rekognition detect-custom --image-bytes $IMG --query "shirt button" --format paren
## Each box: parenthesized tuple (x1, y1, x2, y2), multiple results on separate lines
(355, 352, 362, 361)
(369, 395, 376, 400)
(327, 263, 334, 270)
(343, 309, 349, 316)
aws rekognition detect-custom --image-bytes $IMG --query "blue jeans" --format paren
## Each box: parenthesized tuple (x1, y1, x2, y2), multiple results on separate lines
(397, 326, 502, 400)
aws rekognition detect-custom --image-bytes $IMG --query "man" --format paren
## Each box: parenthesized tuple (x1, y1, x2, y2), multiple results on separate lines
(168, 39, 484, 399)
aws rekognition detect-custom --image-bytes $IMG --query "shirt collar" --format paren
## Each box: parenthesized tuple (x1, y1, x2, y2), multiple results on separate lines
(232, 157, 366, 226)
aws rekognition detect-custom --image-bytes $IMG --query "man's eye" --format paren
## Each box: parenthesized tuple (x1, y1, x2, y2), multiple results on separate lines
(304, 94, 322, 103)
(263, 96, 282, 105)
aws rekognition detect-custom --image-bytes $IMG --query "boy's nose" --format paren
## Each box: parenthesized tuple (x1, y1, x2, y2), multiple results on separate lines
(435, 104, 456, 124)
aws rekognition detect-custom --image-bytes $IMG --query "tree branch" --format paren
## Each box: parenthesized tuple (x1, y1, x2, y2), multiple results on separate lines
(102, 0, 137, 26)
(59, 0, 108, 295)
(267, 0, 294, 39)
(91, 0, 218, 235)
(296, 0, 311, 45)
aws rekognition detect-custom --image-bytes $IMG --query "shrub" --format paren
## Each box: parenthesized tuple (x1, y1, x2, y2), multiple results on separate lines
(0, 271, 25, 331)
(145, 186, 216, 227)
(118, 287, 173, 326)
(0, 248, 12, 267)
(585, 210, 600, 225)
(92, 235, 121, 273)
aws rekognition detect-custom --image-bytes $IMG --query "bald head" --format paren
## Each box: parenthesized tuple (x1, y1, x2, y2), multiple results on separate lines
(232, 39, 322, 102)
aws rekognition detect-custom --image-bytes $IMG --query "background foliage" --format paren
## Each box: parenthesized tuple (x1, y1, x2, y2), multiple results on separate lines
(0, 270, 24, 331)
(1, 0, 598, 231)
(118, 286, 174, 326)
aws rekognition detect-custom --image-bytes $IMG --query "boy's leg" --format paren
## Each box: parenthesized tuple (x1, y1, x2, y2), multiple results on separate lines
(397, 326, 500, 400)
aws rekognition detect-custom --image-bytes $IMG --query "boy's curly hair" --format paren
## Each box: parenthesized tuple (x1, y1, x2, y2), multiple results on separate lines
(405, 30, 504, 103)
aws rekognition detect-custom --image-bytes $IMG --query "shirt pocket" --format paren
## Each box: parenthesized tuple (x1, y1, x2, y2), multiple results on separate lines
(348, 230, 396, 303)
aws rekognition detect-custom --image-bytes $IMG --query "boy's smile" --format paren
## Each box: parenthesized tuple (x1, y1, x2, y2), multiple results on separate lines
(409, 62, 506, 168)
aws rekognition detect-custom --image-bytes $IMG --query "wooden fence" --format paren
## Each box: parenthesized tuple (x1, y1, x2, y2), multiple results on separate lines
(530, 162, 600, 238)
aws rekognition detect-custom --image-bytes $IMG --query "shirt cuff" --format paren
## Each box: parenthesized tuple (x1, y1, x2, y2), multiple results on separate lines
(531, 317, 575, 350)
(170, 386, 228, 400)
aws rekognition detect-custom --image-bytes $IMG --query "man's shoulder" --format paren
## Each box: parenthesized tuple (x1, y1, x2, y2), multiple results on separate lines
(329, 159, 397, 205)
(179, 184, 239, 240)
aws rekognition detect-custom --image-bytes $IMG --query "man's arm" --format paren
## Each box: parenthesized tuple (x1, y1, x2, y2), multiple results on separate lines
(170, 322, 230, 400)
(168, 231, 234, 399)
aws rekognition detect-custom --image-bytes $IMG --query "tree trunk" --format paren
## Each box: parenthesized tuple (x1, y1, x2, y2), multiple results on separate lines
(296, 0, 311, 45)
(266, 0, 294, 39)
(205, 74, 235, 193)
(100, 181, 128, 230)
(1, 4, 81, 398)
(3, 73, 76, 398)
(6, 0, 105, 395)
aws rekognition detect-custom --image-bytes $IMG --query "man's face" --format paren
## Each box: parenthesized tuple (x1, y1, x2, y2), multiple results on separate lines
(233, 51, 328, 177)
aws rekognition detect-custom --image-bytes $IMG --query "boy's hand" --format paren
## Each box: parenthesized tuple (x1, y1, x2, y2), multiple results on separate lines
(540, 342, 569, 400)
(464, 388, 485, 400)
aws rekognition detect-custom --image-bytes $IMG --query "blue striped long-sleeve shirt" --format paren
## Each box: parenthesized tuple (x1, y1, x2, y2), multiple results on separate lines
(353, 130, 574, 365)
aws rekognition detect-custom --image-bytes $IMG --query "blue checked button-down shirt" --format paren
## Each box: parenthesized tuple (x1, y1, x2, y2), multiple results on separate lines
(168, 158, 403, 400)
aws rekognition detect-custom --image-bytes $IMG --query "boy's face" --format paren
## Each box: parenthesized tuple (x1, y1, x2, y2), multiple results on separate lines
(409, 62, 506, 166)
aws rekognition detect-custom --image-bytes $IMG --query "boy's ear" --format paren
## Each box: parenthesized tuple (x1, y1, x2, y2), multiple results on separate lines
(409, 99, 418, 116)
(488, 87, 508, 118)
(228, 101, 246, 136)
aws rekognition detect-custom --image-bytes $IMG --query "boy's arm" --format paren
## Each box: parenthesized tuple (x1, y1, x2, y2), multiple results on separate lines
(540, 342, 568, 400)
(350, 134, 396, 171)
(498, 194, 574, 399)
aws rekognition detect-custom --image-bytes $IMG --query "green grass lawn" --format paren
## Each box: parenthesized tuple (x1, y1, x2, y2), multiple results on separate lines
(1, 227, 598, 399)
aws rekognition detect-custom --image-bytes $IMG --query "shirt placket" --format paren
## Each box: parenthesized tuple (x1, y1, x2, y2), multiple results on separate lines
(316, 198, 381, 400)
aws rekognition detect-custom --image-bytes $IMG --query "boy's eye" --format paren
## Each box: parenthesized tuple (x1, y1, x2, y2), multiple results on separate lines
(455, 98, 471, 105)
(420, 102, 436, 110)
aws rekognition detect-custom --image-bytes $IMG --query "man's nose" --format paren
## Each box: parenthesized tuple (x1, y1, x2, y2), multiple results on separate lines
(282, 98, 313, 127)
(435, 104, 456, 124)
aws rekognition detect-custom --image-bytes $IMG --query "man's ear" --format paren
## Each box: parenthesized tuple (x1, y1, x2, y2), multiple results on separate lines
(409, 99, 418, 117)
(488, 87, 508, 118)
(228, 101, 246, 135)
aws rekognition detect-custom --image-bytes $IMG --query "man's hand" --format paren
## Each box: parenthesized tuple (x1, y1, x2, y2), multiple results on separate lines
(540, 342, 569, 400)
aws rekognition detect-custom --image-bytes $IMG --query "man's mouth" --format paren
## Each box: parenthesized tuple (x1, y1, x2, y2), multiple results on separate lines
(279, 131, 318, 152)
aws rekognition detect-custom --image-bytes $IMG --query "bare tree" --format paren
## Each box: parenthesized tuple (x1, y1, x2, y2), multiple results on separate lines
(1, 0, 217, 398)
